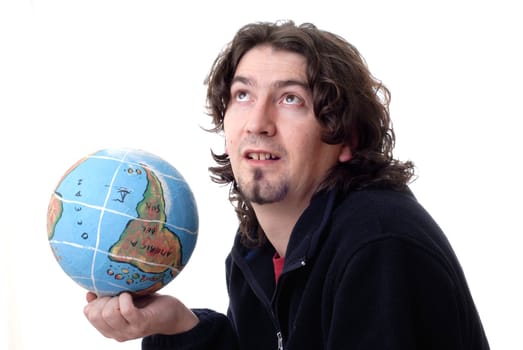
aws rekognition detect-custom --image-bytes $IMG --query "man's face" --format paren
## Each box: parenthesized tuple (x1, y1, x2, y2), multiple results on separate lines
(223, 45, 351, 208)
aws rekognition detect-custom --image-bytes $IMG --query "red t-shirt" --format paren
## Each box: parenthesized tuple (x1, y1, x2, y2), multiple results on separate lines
(273, 253, 285, 283)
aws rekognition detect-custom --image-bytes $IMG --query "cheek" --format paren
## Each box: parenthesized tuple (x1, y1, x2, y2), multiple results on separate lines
(224, 116, 243, 156)
(225, 138, 232, 155)
(223, 118, 232, 154)
(225, 134, 240, 162)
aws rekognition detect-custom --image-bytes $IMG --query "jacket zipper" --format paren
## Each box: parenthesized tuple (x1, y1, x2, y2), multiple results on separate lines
(276, 331, 283, 350)
(272, 258, 307, 350)
(233, 250, 308, 350)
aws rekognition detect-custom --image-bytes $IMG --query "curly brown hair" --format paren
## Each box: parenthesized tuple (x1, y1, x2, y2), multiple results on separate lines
(205, 20, 416, 247)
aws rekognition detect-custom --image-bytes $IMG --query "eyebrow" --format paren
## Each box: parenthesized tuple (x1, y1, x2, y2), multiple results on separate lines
(231, 75, 310, 91)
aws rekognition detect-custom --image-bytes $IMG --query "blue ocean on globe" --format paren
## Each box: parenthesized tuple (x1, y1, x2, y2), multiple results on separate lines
(47, 148, 198, 296)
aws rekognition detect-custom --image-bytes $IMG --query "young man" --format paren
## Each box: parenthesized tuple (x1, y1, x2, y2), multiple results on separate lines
(84, 21, 490, 349)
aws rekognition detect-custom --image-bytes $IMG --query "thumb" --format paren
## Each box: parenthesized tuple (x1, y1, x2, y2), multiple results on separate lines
(85, 291, 98, 303)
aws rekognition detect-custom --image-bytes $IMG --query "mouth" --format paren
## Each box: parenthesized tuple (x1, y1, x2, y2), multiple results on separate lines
(245, 152, 280, 161)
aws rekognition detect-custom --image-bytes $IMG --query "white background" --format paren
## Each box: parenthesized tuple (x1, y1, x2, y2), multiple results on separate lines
(1, 0, 521, 349)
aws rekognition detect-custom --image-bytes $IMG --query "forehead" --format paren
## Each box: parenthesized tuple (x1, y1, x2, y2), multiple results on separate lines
(234, 45, 308, 84)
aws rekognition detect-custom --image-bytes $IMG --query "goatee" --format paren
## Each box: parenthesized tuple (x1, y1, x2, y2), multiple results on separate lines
(241, 168, 288, 205)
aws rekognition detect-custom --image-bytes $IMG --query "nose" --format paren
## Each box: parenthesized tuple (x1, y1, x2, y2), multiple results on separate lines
(245, 99, 276, 136)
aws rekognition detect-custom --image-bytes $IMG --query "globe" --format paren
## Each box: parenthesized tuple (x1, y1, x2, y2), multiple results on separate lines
(47, 148, 198, 296)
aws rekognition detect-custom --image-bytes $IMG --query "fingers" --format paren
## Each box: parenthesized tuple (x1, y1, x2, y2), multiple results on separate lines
(101, 297, 131, 334)
(118, 292, 140, 324)
(83, 293, 142, 342)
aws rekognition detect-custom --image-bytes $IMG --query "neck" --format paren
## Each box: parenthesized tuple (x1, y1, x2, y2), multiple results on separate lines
(252, 199, 309, 257)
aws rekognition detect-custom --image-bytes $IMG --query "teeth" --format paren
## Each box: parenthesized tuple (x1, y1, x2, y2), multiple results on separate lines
(248, 152, 276, 160)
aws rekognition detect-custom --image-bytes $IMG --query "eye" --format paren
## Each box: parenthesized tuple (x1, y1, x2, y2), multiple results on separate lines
(234, 90, 250, 102)
(282, 94, 303, 105)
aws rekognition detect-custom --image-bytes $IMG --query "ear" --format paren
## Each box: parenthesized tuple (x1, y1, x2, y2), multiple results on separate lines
(338, 144, 352, 163)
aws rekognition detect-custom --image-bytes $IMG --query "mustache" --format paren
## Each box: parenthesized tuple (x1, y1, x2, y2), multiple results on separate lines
(239, 135, 286, 155)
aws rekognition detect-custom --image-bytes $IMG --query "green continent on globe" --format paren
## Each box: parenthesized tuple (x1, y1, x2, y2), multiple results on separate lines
(47, 192, 63, 240)
(109, 165, 182, 275)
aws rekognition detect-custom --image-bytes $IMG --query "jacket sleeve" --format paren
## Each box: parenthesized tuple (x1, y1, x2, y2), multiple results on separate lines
(326, 236, 488, 350)
(142, 309, 239, 350)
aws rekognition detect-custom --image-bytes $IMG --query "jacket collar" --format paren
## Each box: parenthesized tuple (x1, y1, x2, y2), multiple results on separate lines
(283, 188, 337, 270)
(229, 188, 338, 300)
(232, 188, 337, 262)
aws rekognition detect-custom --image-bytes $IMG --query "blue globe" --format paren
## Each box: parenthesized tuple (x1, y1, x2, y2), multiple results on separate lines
(47, 148, 198, 296)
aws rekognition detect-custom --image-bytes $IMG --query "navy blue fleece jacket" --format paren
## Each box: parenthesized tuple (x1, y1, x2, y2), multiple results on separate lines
(143, 188, 489, 349)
